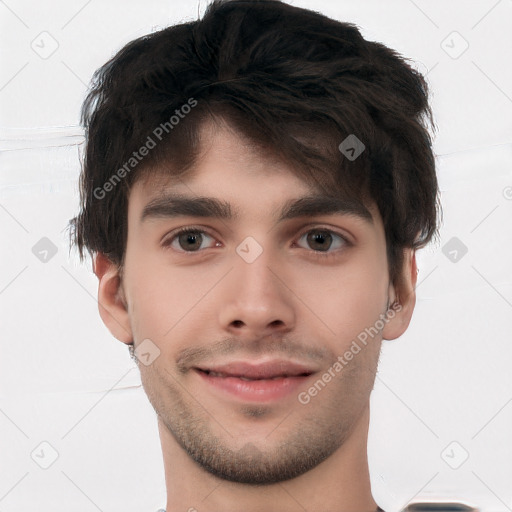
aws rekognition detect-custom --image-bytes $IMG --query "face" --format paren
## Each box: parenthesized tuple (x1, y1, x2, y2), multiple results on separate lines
(97, 121, 415, 485)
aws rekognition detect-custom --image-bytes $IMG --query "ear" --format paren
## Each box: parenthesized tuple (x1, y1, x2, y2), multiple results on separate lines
(93, 252, 133, 345)
(382, 249, 418, 341)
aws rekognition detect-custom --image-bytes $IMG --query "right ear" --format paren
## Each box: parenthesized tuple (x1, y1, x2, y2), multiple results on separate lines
(93, 252, 133, 345)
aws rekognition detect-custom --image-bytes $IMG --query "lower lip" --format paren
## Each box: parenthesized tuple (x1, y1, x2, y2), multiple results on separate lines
(195, 370, 311, 402)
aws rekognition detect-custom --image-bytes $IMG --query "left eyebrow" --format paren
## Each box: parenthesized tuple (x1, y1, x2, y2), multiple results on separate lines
(140, 193, 373, 224)
(276, 195, 373, 224)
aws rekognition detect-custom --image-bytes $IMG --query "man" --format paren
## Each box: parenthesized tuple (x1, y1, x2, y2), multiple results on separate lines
(69, 0, 440, 510)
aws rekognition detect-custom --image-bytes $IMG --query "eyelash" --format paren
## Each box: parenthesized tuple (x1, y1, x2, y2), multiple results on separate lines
(161, 225, 352, 260)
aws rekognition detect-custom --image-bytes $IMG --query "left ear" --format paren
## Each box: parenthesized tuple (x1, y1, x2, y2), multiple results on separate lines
(382, 248, 418, 341)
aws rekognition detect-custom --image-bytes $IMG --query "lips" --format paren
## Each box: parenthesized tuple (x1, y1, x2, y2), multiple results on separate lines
(195, 361, 314, 380)
(204, 371, 292, 381)
(194, 360, 316, 402)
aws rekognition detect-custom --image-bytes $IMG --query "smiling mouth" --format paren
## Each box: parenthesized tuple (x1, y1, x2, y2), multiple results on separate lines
(193, 361, 316, 402)
(197, 369, 313, 381)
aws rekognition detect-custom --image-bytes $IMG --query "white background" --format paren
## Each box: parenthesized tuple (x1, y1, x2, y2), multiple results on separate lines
(0, 1, 511, 511)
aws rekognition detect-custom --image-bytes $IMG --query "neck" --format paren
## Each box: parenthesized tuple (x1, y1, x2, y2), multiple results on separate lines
(159, 405, 378, 512)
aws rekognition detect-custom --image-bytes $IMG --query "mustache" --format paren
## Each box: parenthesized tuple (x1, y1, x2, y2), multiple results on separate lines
(176, 336, 332, 374)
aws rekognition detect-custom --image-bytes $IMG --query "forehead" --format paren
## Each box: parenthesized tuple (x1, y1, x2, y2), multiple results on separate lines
(128, 121, 377, 226)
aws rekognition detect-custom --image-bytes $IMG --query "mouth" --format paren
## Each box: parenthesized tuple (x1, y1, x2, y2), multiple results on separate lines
(193, 360, 316, 402)
(199, 370, 311, 380)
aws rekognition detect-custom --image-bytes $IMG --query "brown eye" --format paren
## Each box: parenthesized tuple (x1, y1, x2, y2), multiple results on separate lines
(296, 228, 349, 257)
(178, 231, 204, 251)
(306, 230, 333, 251)
(162, 228, 217, 252)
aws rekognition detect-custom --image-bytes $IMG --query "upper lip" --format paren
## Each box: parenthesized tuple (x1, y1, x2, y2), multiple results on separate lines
(195, 360, 317, 379)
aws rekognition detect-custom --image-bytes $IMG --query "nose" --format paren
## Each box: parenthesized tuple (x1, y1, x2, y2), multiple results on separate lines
(218, 244, 296, 340)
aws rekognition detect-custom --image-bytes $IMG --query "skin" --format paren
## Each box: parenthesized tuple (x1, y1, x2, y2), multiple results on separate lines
(94, 119, 417, 512)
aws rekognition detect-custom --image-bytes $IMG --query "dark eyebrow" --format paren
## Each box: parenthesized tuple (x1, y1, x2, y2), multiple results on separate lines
(277, 195, 373, 223)
(140, 193, 373, 224)
(141, 194, 237, 222)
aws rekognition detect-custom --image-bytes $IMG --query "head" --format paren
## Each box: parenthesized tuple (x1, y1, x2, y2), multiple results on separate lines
(69, 0, 440, 486)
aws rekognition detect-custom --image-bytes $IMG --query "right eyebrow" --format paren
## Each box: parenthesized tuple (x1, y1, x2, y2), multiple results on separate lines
(140, 194, 237, 222)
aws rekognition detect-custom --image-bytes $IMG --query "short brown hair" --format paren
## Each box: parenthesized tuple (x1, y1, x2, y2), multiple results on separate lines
(69, 0, 441, 287)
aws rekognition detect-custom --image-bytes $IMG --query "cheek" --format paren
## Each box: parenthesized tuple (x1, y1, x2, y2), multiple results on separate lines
(125, 259, 218, 342)
(291, 250, 389, 340)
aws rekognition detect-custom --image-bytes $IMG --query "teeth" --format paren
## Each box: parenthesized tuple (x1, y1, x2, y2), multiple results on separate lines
(238, 375, 286, 380)
(206, 371, 288, 380)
